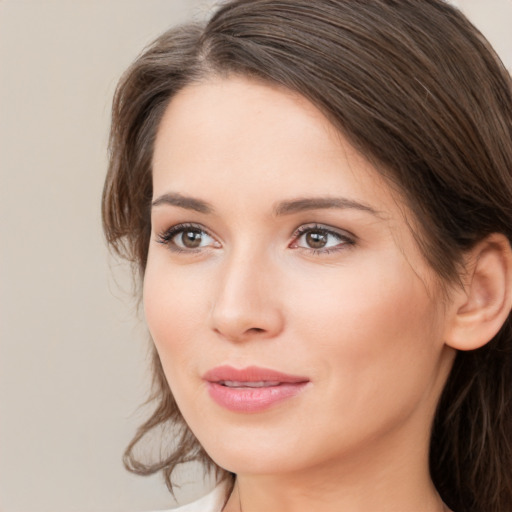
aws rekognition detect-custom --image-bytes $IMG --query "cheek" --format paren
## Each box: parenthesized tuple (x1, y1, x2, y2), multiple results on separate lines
(143, 256, 211, 378)
(278, 255, 445, 456)
(288, 251, 442, 393)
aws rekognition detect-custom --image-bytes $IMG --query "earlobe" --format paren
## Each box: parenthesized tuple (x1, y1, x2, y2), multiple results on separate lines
(444, 233, 512, 351)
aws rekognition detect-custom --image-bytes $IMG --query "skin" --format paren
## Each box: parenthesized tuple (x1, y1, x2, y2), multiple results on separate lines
(145, 76, 457, 511)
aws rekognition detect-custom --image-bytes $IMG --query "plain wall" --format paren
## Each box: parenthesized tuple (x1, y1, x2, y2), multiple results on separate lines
(0, 1, 510, 511)
(0, 2, 216, 511)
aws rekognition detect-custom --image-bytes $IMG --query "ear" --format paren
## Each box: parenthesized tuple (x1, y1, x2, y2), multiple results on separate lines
(444, 233, 512, 351)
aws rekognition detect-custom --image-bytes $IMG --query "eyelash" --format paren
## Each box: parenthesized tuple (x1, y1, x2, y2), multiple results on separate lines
(156, 223, 216, 254)
(291, 224, 355, 255)
(155, 222, 355, 255)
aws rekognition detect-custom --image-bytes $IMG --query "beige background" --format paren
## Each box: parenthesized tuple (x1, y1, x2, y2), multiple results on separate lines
(0, 1, 510, 511)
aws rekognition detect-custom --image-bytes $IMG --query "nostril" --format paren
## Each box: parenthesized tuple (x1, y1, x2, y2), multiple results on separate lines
(210, 297, 284, 341)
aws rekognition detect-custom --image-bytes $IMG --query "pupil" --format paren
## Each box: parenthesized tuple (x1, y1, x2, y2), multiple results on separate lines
(306, 231, 327, 249)
(182, 230, 202, 248)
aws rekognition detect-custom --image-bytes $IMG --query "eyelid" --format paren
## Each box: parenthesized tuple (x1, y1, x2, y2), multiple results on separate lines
(289, 223, 356, 252)
(155, 221, 355, 255)
(156, 222, 221, 252)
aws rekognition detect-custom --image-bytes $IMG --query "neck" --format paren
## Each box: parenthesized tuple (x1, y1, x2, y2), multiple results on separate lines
(223, 428, 446, 512)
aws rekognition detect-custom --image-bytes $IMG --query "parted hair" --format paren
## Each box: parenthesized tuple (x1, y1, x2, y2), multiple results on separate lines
(102, 1, 512, 511)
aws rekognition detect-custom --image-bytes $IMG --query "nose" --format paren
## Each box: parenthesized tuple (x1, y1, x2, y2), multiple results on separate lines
(210, 249, 285, 342)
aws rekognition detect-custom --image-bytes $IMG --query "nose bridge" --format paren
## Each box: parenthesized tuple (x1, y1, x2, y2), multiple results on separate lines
(210, 242, 283, 341)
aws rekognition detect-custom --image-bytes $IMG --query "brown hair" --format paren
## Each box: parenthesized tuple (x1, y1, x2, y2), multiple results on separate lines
(102, 1, 512, 510)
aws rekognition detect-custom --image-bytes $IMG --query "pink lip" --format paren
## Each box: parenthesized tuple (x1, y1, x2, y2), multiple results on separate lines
(203, 365, 310, 413)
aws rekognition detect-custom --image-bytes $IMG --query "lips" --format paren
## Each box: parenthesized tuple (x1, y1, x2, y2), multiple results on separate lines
(203, 365, 310, 413)
(219, 380, 281, 388)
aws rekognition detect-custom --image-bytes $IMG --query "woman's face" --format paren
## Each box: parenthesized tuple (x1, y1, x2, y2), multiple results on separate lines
(145, 76, 455, 477)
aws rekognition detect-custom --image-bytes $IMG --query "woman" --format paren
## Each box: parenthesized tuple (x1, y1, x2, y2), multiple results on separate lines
(102, 1, 512, 511)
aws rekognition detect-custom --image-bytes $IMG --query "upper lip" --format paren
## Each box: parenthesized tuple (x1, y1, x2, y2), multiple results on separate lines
(203, 365, 309, 384)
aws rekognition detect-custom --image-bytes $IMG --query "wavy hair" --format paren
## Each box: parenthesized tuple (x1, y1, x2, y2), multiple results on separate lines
(102, 1, 512, 510)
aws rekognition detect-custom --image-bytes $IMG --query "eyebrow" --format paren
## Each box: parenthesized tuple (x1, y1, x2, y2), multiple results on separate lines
(151, 192, 214, 214)
(152, 192, 380, 217)
(273, 196, 380, 217)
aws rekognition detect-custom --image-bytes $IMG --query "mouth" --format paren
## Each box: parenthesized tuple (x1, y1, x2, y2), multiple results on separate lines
(218, 380, 283, 388)
(203, 365, 310, 413)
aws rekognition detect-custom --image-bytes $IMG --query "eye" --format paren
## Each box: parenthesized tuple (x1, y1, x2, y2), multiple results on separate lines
(157, 223, 219, 252)
(175, 227, 210, 249)
(290, 224, 354, 253)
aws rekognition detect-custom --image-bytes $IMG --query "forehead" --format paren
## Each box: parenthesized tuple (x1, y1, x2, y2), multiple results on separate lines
(152, 76, 393, 208)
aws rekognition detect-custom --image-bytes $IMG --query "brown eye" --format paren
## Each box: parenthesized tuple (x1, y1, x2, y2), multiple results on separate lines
(158, 224, 218, 252)
(292, 225, 353, 253)
(305, 231, 328, 249)
(180, 229, 203, 248)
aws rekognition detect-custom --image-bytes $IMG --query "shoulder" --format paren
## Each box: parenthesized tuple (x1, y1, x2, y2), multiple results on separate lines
(150, 481, 231, 512)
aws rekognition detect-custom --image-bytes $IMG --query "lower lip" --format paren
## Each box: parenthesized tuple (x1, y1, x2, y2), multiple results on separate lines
(207, 382, 308, 413)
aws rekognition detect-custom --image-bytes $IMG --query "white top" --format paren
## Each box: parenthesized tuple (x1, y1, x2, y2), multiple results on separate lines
(152, 482, 231, 512)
